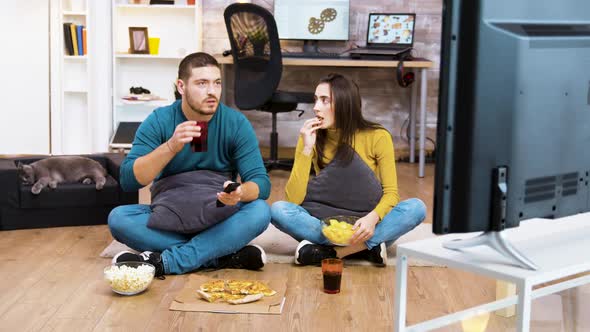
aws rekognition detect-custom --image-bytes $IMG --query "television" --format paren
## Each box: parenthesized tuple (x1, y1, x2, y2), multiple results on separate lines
(274, 0, 349, 54)
(434, 0, 590, 269)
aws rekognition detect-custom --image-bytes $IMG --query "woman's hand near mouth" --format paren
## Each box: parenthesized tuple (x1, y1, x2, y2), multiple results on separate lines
(300, 118, 322, 156)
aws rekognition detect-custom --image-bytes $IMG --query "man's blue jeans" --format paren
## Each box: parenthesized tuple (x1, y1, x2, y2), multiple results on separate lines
(108, 199, 270, 274)
(270, 198, 426, 250)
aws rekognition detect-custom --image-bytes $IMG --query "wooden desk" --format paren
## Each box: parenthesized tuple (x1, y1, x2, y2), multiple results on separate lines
(215, 55, 433, 178)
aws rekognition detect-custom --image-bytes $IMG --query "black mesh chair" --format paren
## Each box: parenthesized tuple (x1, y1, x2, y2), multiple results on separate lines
(224, 3, 314, 171)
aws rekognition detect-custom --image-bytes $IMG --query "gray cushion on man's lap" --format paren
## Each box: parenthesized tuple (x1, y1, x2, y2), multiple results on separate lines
(148, 170, 239, 234)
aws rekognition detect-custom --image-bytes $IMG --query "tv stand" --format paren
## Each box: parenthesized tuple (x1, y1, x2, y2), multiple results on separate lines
(443, 166, 538, 270)
(395, 213, 590, 332)
(443, 231, 538, 270)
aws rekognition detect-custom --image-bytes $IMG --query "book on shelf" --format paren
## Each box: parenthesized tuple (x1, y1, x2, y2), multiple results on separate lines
(76, 25, 84, 56)
(70, 24, 78, 55)
(82, 27, 87, 55)
(63, 22, 88, 56)
(63, 23, 74, 55)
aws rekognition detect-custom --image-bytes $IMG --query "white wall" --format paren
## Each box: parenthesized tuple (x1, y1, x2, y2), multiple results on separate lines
(0, 1, 50, 154)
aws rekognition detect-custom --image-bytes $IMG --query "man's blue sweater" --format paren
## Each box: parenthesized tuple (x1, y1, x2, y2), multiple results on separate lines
(119, 100, 270, 200)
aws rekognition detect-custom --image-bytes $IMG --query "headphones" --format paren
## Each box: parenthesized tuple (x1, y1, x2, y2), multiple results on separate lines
(396, 51, 415, 88)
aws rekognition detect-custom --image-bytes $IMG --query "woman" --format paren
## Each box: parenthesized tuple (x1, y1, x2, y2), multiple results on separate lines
(270, 73, 426, 266)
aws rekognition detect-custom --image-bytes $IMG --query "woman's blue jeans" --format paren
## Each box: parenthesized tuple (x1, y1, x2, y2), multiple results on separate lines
(270, 198, 426, 250)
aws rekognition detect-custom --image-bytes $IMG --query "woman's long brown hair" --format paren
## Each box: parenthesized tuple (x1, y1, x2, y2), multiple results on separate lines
(315, 73, 382, 169)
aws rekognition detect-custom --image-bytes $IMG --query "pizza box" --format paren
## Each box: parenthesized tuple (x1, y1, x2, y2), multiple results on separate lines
(169, 274, 287, 315)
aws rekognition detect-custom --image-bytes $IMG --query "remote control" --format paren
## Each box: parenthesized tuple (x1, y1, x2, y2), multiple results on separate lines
(216, 182, 241, 207)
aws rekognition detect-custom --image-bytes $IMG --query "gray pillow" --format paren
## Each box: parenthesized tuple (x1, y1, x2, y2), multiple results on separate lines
(301, 151, 382, 220)
(147, 170, 239, 234)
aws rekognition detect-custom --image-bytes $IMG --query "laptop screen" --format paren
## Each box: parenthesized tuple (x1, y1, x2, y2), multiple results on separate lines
(110, 122, 140, 145)
(366, 13, 416, 47)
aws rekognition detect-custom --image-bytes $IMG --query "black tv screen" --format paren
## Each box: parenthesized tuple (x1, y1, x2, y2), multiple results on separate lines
(434, 0, 590, 235)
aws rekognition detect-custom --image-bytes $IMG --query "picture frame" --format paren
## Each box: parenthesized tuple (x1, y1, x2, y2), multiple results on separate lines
(128, 27, 150, 54)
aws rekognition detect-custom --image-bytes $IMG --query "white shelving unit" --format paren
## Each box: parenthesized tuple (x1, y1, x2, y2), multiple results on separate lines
(116, 4, 196, 9)
(111, 0, 202, 134)
(50, 0, 91, 154)
(114, 53, 185, 59)
(51, 0, 112, 154)
(63, 10, 87, 16)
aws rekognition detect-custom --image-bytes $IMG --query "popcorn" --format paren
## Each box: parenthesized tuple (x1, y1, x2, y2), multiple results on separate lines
(104, 264, 155, 294)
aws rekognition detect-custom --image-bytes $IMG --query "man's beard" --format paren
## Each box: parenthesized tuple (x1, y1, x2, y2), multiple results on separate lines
(186, 93, 218, 115)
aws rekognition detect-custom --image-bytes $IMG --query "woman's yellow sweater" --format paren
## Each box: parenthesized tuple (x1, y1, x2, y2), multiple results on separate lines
(285, 128, 399, 220)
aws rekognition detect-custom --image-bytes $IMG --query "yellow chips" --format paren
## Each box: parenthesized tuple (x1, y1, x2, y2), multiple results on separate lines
(322, 219, 355, 245)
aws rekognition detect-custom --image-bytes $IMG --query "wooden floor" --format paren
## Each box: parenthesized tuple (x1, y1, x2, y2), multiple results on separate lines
(1, 162, 585, 331)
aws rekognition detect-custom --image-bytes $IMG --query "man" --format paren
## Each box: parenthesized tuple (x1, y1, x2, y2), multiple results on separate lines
(109, 52, 271, 277)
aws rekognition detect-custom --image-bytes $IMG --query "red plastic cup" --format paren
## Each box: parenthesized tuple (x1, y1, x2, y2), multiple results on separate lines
(192, 121, 208, 152)
(322, 258, 343, 294)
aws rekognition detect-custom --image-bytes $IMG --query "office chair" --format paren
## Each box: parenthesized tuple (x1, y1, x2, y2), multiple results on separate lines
(224, 3, 314, 171)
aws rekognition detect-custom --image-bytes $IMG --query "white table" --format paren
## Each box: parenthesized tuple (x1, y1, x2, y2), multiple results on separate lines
(215, 55, 433, 178)
(394, 213, 590, 332)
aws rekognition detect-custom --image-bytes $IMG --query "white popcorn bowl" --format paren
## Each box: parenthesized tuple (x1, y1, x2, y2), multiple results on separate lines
(104, 261, 155, 296)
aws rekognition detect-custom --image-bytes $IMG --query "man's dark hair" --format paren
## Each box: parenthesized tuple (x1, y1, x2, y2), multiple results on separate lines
(178, 52, 219, 82)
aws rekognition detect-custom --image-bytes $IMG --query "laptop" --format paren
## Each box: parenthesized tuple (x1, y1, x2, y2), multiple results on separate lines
(349, 13, 416, 57)
(109, 122, 141, 150)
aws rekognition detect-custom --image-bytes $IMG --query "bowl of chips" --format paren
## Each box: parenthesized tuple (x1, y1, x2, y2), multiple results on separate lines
(321, 215, 359, 246)
(104, 261, 155, 295)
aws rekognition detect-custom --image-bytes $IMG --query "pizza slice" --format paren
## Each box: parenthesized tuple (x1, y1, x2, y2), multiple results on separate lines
(226, 293, 264, 305)
(196, 290, 225, 303)
(197, 290, 263, 304)
(225, 279, 254, 295)
(200, 279, 226, 293)
(244, 281, 277, 296)
(197, 279, 277, 305)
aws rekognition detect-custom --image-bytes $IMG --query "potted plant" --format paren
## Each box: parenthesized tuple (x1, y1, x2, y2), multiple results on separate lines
(247, 28, 268, 56)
